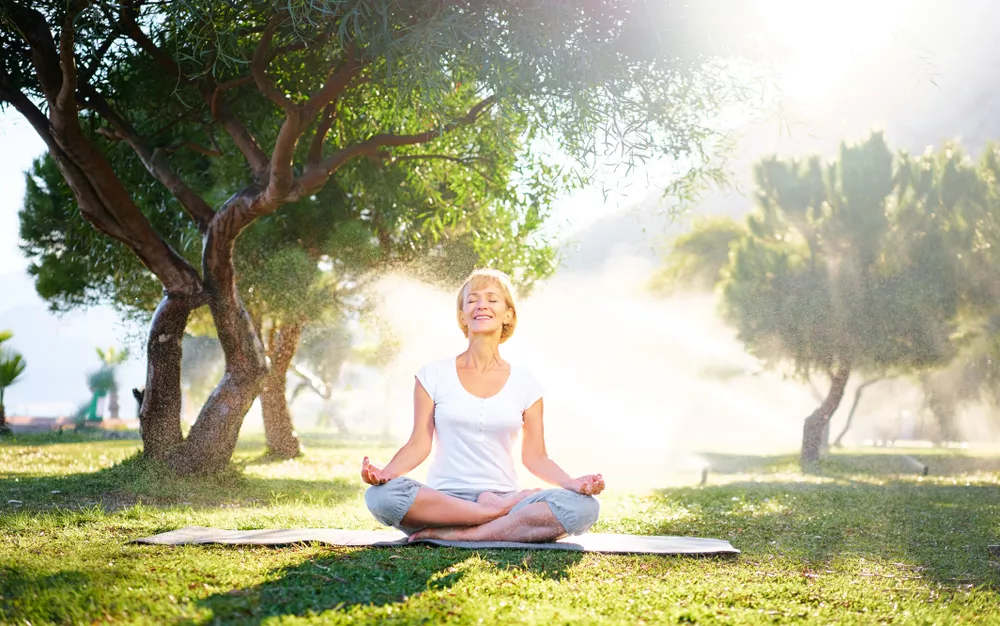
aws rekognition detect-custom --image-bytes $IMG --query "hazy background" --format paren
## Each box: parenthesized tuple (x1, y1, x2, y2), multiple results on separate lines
(3, 1, 999, 481)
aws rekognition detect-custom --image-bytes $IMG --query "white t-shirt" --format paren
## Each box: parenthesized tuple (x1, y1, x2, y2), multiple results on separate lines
(416, 357, 545, 492)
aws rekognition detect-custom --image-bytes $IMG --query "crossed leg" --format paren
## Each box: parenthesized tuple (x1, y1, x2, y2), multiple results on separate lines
(400, 487, 539, 528)
(408, 502, 565, 543)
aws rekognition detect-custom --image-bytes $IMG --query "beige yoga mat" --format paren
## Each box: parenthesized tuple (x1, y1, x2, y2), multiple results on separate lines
(132, 526, 739, 555)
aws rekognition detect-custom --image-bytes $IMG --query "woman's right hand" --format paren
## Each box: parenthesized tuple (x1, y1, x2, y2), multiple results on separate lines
(569, 474, 605, 496)
(361, 456, 390, 486)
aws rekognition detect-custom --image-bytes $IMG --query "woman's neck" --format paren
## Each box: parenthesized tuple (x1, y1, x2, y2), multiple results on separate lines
(460, 335, 504, 371)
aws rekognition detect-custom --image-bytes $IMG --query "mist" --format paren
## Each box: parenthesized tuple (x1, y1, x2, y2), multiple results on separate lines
(366, 257, 810, 491)
(6, 0, 1000, 470)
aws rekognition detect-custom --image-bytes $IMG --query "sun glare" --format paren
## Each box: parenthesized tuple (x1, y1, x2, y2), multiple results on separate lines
(756, 0, 906, 111)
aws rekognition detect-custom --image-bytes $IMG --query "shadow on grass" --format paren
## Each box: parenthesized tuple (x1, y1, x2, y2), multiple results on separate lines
(188, 545, 583, 624)
(2, 430, 395, 452)
(0, 453, 360, 512)
(0, 567, 94, 623)
(698, 451, 1000, 478)
(650, 469, 1000, 588)
(819, 453, 1000, 477)
(0, 430, 136, 447)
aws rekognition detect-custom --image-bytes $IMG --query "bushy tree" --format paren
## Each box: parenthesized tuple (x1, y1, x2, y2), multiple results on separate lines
(3, 0, 759, 473)
(657, 133, 1000, 465)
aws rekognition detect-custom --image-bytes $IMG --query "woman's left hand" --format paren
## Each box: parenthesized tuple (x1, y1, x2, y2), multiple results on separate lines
(570, 474, 605, 496)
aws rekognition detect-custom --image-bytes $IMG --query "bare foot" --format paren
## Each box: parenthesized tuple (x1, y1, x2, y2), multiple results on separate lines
(408, 526, 470, 543)
(476, 489, 540, 517)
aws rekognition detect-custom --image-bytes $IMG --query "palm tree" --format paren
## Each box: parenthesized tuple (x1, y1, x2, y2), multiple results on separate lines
(0, 331, 27, 435)
(96, 346, 129, 419)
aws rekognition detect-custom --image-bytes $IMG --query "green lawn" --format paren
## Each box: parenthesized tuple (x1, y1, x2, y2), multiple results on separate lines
(1, 432, 998, 625)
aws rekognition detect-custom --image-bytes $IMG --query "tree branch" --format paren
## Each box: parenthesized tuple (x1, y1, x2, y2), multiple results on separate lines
(250, 20, 367, 203)
(80, 30, 120, 84)
(0, 68, 59, 154)
(2, 0, 64, 100)
(267, 31, 331, 65)
(300, 45, 364, 121)
(290, 364, 332, 399)
(2, 71, 205, 297)
(307, 103, 337, 165)
(210, 75, 253, 117)
(251, 15, 295, 114)
(162, 140, 222, 158)
(385, 153, 480, 166)
(119, 0, 183, 82)
(364, 95, 496, 148)
(292, 144, 377, 200)
(80, 85, 216, 232)
(382, 153, 491, 180)
(55, 1, 91, 117)
(249, 15, 305, 202)
(118, 0, 270, 175)
(291, 95, 497, 201)
(2, 5, 206, 300)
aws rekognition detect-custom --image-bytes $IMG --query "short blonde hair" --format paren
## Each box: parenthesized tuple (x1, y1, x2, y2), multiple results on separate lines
(456, 269, 518, 343)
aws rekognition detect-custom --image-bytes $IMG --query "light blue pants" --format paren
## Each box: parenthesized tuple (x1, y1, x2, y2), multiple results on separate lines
(364, 477, 600, 536)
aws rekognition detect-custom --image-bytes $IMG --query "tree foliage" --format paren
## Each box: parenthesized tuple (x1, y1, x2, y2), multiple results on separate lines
(3, 0, 761, 472)
(658, 132, 1000, 462)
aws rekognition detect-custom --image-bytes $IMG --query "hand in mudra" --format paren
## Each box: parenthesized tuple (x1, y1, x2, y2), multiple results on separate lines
(361, 456, 390, 486)
(571, 474, 605, 495)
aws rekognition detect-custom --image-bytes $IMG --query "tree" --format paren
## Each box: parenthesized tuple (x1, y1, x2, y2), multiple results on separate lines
(0, 330, 27, 435)
(3, 0, 759, 474)
(22, 148, 557, 459)
(650, 216, 746, 295)
(657, 133, 990, 466)
(830, 376, 884, 448)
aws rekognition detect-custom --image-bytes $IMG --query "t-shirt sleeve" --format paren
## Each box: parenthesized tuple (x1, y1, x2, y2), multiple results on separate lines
(521, 368, 545, 411)
(415, 361, 438, 401)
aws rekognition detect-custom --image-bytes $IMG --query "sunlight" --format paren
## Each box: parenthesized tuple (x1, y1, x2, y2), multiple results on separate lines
(756, 0, 906, 111)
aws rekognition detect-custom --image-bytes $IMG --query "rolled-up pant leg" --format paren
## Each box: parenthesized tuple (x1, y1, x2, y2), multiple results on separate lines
(364, 477, 426, 534)
(509, 489, 600, 536)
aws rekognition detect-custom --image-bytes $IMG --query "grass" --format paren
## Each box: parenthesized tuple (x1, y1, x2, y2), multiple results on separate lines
(1, 432, 998, 625)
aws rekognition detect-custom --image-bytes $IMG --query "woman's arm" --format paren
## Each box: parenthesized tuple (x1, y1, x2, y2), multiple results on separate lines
(361, 378, 435, 485)
(521, 399, 604, 495)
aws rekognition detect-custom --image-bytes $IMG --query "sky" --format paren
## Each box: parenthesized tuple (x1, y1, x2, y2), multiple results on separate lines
(0, 115, 153, 417)
(3, 0, 1000, 433)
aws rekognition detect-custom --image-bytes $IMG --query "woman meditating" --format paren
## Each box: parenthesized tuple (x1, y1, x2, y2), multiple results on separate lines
(362, 268, 604, 543)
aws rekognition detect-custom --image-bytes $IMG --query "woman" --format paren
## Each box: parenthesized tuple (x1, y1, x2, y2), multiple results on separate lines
(362, 268, 604, 543)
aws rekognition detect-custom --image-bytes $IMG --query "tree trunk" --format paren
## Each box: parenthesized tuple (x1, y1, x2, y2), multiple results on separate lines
(801, 363, 851, 467)
(138, 294, 197, 460)
(261, 321, 305, 458)
(833, 377, 883, 448)
(0, 402, 9, 436)
(168, 203, 268, 474)
(2, 41, 207, 459)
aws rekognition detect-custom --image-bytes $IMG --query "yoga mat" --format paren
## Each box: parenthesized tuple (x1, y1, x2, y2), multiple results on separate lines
(132, 526, 739, 556)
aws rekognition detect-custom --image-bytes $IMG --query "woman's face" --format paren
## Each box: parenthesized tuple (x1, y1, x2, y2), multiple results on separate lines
(462, 280, 511, 337)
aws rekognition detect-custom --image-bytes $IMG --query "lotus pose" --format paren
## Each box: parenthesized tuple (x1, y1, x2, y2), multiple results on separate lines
(362, 269, 604, 543)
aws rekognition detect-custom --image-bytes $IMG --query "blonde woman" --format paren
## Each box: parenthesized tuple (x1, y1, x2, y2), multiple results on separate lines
(362, 269, 604, 542)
